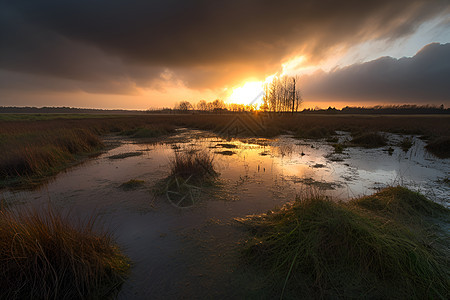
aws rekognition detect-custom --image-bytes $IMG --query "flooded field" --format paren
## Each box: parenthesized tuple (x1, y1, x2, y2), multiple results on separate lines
(1, 128, 449, 298)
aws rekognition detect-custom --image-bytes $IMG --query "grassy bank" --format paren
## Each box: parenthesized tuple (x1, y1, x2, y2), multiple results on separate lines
(0, 206, 130, 299)
(0, 116, 176, 188)
(238, 187, 449, 299)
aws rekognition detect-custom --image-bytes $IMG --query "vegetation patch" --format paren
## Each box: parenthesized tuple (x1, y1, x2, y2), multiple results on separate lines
(121, 124, 176, 139)
(216, 143, 238, 149)
(238, 187, 449, 299)
(398, 137, 414, 152)
(120, 179, 145, 190)
(0, 206, 130, 299)
(350, 132, 387, 148)
(108, 152, 143, 159)
(215, 150, 235, 156)
(0, 129, 103, 188)
(332, 143, 345, 154)
(169, 150, 216, 181)
(425, 136, 450, 158)
(295, 127, 336, 139)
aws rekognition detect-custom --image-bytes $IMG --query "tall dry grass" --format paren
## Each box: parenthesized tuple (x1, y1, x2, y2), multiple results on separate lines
(169, 150, 216, 180)
(0, 206, 129, 299)
(0, 116, 176, 187)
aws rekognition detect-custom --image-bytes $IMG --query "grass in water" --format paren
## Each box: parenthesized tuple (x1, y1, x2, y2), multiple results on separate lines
(169, 150, 216, 180)
(108, 152, 143, 159)
(120, 179, 145, 190)
(0, 206, 130, 299)
(350, 132, 387, 148)
(425, 136, 450, 158)
(238, 187, 449, 299)
(398, 137, 414, 152)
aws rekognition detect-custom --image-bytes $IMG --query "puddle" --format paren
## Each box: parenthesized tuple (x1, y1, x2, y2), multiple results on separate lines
(1, 129, 448, 298)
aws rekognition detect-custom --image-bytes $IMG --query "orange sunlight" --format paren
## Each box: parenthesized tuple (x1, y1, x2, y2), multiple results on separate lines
(227, 81, 264, 107)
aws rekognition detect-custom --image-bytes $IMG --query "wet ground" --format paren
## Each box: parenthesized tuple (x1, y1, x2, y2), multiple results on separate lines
(1, 129, 449, 298)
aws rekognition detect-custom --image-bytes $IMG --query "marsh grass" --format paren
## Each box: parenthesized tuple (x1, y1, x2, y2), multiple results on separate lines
(0, 129, 103, 187)
(398, 137, 414, 152)
(0, 117, 177, 188)
(238, 187, 449, 299)
(425, 137, 450, 158)
(108, 152, 143, 160)
(295, 127, 336, 139)
(169, 150, 216, 181)
(332, 143, 345, 154)
(121, 124, 176, 139)
(0, 206, 130, 299)
(350, 132, 387, 148)
(120, 179, 145, 190)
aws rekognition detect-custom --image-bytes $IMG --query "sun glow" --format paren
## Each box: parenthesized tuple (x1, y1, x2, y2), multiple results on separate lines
(227, 81, 264, 107)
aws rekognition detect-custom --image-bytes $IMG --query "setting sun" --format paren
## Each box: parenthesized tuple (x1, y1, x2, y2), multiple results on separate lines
(227, 81, 264, 107)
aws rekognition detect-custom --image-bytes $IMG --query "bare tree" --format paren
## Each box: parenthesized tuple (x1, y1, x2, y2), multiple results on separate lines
(175, 101, 193, 111)
(196, 100, 207, 111)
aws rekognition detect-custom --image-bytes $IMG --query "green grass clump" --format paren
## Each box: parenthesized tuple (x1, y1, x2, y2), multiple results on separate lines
(0, 206, 130, 299)
(351, 132, 387, 148)
(425, 137, 450, 158)
(170, 150, 216, 180)
(353, 186, 448, 222)
(120, 179, 145, 190)
(332, 143, 345, 154)
(239, 187, 449, 299)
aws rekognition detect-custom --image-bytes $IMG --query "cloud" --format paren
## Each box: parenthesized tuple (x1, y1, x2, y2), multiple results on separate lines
(1, 0, 449, 95)
(301, 43, 450, 105)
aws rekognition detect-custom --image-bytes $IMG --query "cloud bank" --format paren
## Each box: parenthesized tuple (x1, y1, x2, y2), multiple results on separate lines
(0, 0, 449, 107)
(302, 43, 450, 105)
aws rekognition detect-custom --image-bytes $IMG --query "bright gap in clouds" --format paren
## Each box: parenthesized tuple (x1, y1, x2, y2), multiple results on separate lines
(227, 81, 264, 107)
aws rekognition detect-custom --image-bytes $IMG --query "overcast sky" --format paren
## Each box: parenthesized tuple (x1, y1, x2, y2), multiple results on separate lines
(0, 0, 449, 109)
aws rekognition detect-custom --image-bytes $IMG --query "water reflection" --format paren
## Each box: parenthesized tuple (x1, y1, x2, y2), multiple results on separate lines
(1, 129, 448, 298)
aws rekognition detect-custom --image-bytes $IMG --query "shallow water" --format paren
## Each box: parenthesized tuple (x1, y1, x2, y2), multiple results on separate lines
(1, 129, 449, 298)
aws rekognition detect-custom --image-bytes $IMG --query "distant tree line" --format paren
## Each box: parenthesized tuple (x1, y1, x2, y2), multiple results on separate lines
(0, 106, 145, 114)
(300, 104, 449, 115)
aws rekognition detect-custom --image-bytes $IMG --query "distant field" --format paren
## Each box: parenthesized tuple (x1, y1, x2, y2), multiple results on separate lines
(0, 113, 128, 121)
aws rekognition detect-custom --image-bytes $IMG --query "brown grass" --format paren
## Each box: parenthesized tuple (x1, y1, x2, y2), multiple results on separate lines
(0, 206, 129, 299)
(170, 150, 216, 180)
(425, 137, 450, 158)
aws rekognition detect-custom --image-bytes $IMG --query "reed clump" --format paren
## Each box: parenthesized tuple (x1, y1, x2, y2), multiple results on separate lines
(425, 136, 450, 158)
(169, 150, 216, 180)
(0, 206, 130, 299)
(239, 187, 449, 299)
(350, 132, 387, 148)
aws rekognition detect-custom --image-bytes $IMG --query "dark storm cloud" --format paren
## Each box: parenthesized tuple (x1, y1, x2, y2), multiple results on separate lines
(302, 43, 450, 104)
(0, 0, 449, 93)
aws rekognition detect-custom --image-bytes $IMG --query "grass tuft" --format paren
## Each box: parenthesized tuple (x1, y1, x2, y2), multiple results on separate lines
(425, 137, 450, 158)
(238, 187, 449, 299)
(120, 179, 145, 190)
(108, 152, 143, 160)
(0, 206, 130, 299)
(170, 150, 216, 180)
(351, 132, 387, 148)
(295, 127, 336, 139)
(398, 137, 413, 152)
